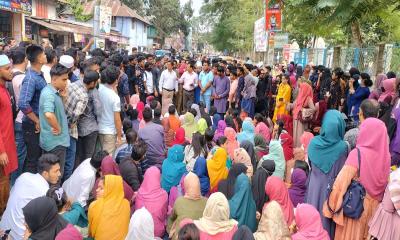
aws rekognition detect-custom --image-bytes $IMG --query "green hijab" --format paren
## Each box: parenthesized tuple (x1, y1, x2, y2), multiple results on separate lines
(228, 173, 257, 232)
(197, 118, 208, 135)
(308, 110, 347, 174)
(183, 112, 197, 140)
(260, 140, 285, 180)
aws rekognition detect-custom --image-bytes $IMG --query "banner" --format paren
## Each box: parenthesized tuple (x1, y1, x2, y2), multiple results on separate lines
(99, 5, 112, 34)
(274, 33, 289, 49)
(265, 1, 282, 31)
(254, 18, 267, 52)
(0, 0, 32, 14)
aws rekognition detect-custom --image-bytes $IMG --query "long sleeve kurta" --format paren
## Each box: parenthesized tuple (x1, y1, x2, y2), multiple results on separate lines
(212, 75, 230, 114)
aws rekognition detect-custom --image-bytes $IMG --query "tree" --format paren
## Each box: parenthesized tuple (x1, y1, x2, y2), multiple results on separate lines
(121, 0, 144, 15)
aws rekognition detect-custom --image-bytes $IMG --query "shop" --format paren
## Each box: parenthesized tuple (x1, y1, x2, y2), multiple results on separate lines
(0, 0, 32, 42)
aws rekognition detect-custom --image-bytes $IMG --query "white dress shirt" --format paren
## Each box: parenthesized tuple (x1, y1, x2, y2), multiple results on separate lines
(159, 69, 178, 92)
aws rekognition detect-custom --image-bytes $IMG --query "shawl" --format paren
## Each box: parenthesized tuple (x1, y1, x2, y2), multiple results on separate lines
(136, 102, 145, 120)
(182, 112, 197, 140)
(253, 201, 291, 240)
(191, 103, 201, 122)
(212, 113, 222, 131)
(171, 127, 186, 146)
(280, 132, 294, 161)
(184, 172, 202, 200)
(300, 132, 314, 154)
(169, 115, 181, 132)
(233, 148, 254, 177)
(254, 134, 267, 150)
(378, 78, 396, 103)
(218, 163, 248, 200)
(291, 204, 329, 240)
(369, 73, 387, 100)
(260, 140, 285, 180)
(276, 114, 293, 137)
(293, 83, 313, 120)
(251, 160, 275, 213)
(193, 156, 210, 196)
(23, 196, 68, 240)
(125, 207, 156, 240)
(346, 118, 390, 201)
(288, 168, 307, 207)
(213, 120, 227, 142)
(162, 118, 174, 147)
(129, 94, 140, 108)
(237, 120, 255, 145)
(197, 118, 208, 135)
(194, 192, 237, 235)
(308, 110, 347, 174)
(390, 108, 400, 154)
(255, 122, 270, 143)
(207, 147, 229, 190)
(264, 176, 295, 225)
(224, 127, 239, 160)
(276, 82, 292, 106)
(88, 175, 130, 240)
(228, 174, 257, 232)
(161, 144, 187, 192)
(55, 224, 82, 240)
(240, 140, 257, 172)
(233, 226, 255, 240)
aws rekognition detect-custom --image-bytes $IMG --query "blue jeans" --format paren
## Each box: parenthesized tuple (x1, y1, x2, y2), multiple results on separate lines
(11, 122, 27, 186)
(201, 94, 211, 112)
(64, 136, 77, 182)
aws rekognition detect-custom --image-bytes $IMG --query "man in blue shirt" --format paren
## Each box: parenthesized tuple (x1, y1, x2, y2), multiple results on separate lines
(18, 45, 47, 173)
(39, 64, 70, 176)
(198, 60, 214, 111)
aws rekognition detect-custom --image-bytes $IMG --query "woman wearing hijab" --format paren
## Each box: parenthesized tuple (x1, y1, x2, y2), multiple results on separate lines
(193, 192, 238, 239)
(292, 204, 329, 240)
(241, 71, 257, 118)
(55, 224, 83, 240)
(323, 118, 390, 240)
(293, 83, 315, 147)
(171, 127, 187, 146)
(218, 163, 248, 200)
(264, 176, 295, 225)
(300, 132, 314, 162)
(254, 135, 268, 163)
(182, 112, 197, 140)
(348, 73, 372, 122)
(184, 133, 208, 172)
(240, 140, 257, 172)
(162, 118, 175, 148)
(129, 94, 140, 109)
(192, 157, 209, 196)
(390, 108, 400, 166)
(135, 167, 168, 238)
(125, 207, 160, 240)
(237, 120, 255, 145)
(253, 200, 291, 240)
(306, 110, 348, 238)
(378, 78, 396, 103)
(207, 147, 229, 191)
(196, 118, 208, 135)
(167, 173, 207, 240)
(233, 148, 254, 177)
(233, 226, 255, 240)
(255, 122, 270, 143)
(224, 127, 239, 160)
(288, 168, 307, 207)
(23, 196, 68, 240)
(252, 160, 275, 214)
(161, 145, 187, 193)
(89, 175, 130, 240)
(369, 73, 387, 101)
(213, 120, 227, 142)
(259, 140, 285, 180)
(273, 75, 292, 122)
(191, 103, 202, 122)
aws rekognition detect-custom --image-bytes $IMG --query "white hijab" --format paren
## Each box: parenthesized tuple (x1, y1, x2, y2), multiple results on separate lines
(125, 207, 160, 240)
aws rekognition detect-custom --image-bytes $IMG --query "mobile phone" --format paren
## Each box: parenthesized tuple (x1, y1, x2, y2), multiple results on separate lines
(2, 229, 11, 240)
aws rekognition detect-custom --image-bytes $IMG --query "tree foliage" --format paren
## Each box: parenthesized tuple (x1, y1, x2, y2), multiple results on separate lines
(121, 0, 145, 15)
(68, 0, 92, 22)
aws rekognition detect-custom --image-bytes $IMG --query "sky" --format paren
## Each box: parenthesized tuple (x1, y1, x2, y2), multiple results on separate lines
(180, 0, 203, 16)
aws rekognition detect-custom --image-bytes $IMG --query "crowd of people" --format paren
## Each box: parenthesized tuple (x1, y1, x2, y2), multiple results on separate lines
(0, 39, 399, 240)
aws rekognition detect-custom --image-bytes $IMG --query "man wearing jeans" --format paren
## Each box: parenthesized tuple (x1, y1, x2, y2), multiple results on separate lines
(199, 60, 214, 112)
(98, 65, 122, 155)
(18, 45, 47, 173)
(39, 64, 70, 176)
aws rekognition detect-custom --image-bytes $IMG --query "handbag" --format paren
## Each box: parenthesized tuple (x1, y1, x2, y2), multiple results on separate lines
(297, 107, 314, 123)
(327, 147, 366, 219)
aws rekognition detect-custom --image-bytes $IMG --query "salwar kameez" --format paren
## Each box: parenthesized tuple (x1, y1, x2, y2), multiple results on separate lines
(273, 83, 291, 122)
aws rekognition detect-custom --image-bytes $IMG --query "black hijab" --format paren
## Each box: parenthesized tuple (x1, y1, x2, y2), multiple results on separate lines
(240, 140, 257, 172)
(23, 196, 68, 240)
(251, 160, 275, 212)
(218, 163, 248, 200)
(232, 225, 255, 240)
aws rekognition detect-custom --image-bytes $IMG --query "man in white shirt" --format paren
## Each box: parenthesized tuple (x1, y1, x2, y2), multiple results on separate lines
(62, 150, 106, 207)
(179, 62, 198, 112)
(159, 60, 178, 115)
(41, 49, 57, 84)
(98, 65, 122, 155)
(143, 62, 154, 97)
(0, 154, 61, 240)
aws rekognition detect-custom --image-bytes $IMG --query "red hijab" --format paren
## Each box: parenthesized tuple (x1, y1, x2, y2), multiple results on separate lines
(136, 102, 145, 120)
(172, 127, 186, 146)
(280, 132, 294, 161)
(277, 114, 293, 137)
(293, 83, 313, 120)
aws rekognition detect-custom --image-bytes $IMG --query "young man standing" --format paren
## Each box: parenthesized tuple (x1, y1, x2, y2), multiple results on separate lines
(98, 65, 122, 155)
(18, 44, 47, 173)
(159, 60, 178, 115)
(39, 64, 70, 176)
(41, 48, 57, 83)
(179, 62, 198, 113)
(0, 55, 17, 215)
(212, 66, 230, 117)
(198, 61, 213, 111)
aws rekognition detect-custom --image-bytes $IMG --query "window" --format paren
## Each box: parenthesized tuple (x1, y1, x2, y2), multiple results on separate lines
(144, 26, 147, 33)
(111, 16, 116, 28)
(131, 19, 135, 29)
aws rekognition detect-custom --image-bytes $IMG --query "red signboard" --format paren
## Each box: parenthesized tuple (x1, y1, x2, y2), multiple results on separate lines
(265, 0, 282, 31)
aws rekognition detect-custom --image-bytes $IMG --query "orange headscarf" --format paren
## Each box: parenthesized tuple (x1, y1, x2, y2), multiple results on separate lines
(207, 148, 229, 190)
(88, 175, 130, 240)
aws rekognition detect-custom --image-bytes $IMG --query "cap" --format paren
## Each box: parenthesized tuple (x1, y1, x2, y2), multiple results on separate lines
(0, 55, 10, 67)
(59, 55, 74, 69)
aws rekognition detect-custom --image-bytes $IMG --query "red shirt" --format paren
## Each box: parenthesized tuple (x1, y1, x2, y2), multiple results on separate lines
(0, 84, 17, 175)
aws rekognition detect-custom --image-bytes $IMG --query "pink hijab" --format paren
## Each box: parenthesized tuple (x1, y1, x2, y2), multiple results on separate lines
(300, 132, 314, 154)
(135, 166, 168, 237)
(345, 118, 390, 201)
(129, 94, 140, 108)
(136, 101, 145, 120)
(378, 78, 396, 103)
(292, 204, 329, 240)
(293, 83, 313, 120)
(255, 122, 270, 143)
(224, 127, 239, 160)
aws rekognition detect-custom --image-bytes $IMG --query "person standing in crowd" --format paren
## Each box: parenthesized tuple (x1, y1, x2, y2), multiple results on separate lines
(134, 56, 146, 102)
(159, 60, 178, 115)
(292, 82, 314, 147)
(212, 66, 230, 117)
(241, 65, 257, 118)
(348, 73, 373, 122)
(235, 66, 245, 108)
(98, 65, 122, 155)
(41, 48, 57, 84)
(199, 60, 214, 111)
(179, 62, 198, 113)
(273, 75, 291, 122)
(255, 66, 271, 115)
(18, 44, 47, 173)
(327, 68, 344, 110)
(143, 62, 155, 98)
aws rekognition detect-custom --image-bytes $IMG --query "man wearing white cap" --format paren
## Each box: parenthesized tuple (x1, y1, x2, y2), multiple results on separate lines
(0, 54, 18, 214)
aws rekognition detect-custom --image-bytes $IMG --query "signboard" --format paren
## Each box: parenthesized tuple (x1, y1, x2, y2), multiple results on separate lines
(274, 33, 289, 49)
(283, 44, 290, 61)
(0, 0, 32, 14)
(265, 2, 282, 31)
(254, 18, 267, 52)
(99, 5, 112, 34)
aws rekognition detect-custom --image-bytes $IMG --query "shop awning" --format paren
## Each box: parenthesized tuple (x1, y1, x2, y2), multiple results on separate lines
(26, 17, 92, 35)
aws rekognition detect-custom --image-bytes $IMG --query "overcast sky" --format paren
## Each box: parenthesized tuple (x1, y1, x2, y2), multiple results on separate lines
(180, 0, 203, 16)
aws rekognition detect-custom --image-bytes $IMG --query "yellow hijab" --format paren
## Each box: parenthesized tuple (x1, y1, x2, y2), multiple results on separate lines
(88, 175, 130, 240)
(207, 148, 229, 190)
(276, 82, 291, 103)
